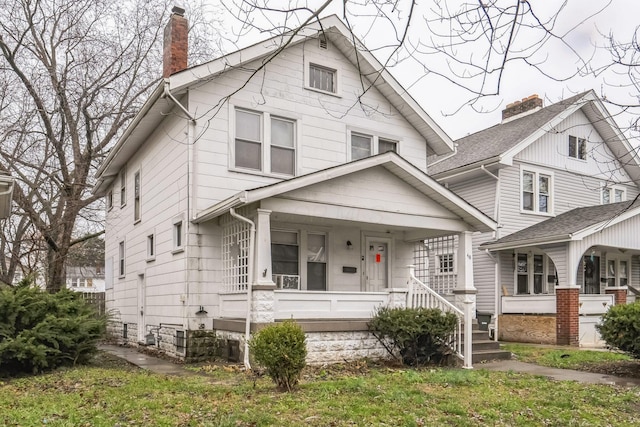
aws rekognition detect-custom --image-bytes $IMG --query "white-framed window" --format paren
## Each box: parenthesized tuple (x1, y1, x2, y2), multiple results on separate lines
(436, 253, 455, 275)
(118, 241, 125, 277)
(521, 167, 552, 214)
(349, 131, 399, 161)
(307, 233, 327, 291)
(134, 170, 141, 223)
(606, 257, 630, 287)
(173, 216, 184, 253)
(515, 252, 555, 295)
(233, 108, 297, 176)
(119, 168, 126, 207)
(106, 190, 113, 211)
(569, 135, 587, 160)
(271, 229, 328, 291)
(146, 233, 155, 262)
(304, 56, 341, 96)
(601, 184, 626, 204)
(309, 63, 336, 93)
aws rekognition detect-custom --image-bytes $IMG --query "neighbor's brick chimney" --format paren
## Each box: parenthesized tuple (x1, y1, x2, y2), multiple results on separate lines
(163, 6, 188, 78)
(502, 94, 543, 121)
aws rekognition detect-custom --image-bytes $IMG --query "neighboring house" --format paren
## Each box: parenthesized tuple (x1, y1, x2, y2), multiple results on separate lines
(65, 266, 106, 293)
(429, 91, 640, 347)
(94, 9, 495, 363)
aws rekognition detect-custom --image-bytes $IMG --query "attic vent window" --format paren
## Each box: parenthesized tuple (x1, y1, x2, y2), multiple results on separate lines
(568, 135, 587, 160)
(318, 35, 328, 50)
(309, 63, 336, 93)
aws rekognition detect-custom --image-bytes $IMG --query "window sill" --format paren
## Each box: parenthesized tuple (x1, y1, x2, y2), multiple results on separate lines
(146, 257, 156, 263)
(134, 219, 141, 225)
(120, 203, 127, 209)
(229, 167, 295, 180)
(519, 210, 555, 218)
(118, 275, 125, 279)
(304, 85, 342, 98)
(172, 248, 184, 255)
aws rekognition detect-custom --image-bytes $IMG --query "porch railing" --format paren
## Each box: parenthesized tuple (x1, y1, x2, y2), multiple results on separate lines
(408, 267, 469, 367)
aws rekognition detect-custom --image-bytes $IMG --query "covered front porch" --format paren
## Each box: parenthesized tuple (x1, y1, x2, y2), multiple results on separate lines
(195, 154, 496, 364)
(483, 200, 640, 346)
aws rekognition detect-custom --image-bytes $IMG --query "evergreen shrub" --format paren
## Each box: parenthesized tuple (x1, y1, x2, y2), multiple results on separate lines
(249, 320, 307, 391)
(369, 306, 458, 366)
(0, 281, 106, 375)
(596, 301, 640, 358)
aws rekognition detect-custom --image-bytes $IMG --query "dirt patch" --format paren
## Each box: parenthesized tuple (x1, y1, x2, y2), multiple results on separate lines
(576, 360, 640, 378)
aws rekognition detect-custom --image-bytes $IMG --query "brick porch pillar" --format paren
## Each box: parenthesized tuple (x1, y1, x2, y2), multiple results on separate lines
(606, 288, 627, 305)
(556, 287, 579, 346)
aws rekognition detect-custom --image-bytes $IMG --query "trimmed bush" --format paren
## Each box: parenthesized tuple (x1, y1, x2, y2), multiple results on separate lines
(369, 306, 458, 366)
(0, 282, 106, 375)
(249, 320, 307, 391)
(596, 302, 640, 358)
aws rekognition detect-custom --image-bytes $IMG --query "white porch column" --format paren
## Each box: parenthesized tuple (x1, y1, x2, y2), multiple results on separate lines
(454, 231, 477, 316)
(255, 209, 275, 286)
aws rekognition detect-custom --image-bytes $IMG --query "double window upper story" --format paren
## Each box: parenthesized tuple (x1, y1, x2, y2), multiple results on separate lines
(521, 166, 553, 215)
(233, 108, 297, 177)
(350, 132, 398, 161)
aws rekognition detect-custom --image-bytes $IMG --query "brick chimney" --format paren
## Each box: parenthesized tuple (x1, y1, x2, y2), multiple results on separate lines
(501, 94, 543, 121)
(163, 6, 188, 78)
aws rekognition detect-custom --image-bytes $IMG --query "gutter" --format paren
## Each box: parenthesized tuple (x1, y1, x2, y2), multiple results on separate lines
(193, 192, 248, 224)
(432, 158, 501, 182)
(482, 234, 573, 251)
(428, 143, 458, 167)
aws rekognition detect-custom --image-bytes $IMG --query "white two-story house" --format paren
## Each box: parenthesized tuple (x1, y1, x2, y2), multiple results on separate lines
(94, 9, 495, 364)
(429, 92, 640, 347)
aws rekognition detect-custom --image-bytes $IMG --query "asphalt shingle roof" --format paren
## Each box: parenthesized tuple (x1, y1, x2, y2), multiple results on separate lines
(429, 92, 589, 175)
(482, 198, 640, 248)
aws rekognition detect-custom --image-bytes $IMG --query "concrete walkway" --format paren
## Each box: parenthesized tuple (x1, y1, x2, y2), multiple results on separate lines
(480, 359, 640, 387)
(100, 344, 640, 387)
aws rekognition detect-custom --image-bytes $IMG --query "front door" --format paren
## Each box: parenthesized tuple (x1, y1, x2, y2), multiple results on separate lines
(583, 255, 600, 294)
(365, 238, 389, 292)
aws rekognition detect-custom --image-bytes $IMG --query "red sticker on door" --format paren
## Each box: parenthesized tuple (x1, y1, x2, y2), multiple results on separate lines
(376, 253, 381, 263)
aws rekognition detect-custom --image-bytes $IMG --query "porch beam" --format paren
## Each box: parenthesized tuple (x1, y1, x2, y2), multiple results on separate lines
(261, 198, 470, 232)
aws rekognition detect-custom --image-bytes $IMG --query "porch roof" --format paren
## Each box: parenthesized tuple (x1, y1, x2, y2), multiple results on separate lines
(482, 199, 640, 250)
(193, 152, 496, 232)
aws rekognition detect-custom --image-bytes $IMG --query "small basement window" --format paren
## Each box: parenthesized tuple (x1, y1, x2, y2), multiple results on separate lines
(175, 330, 186, 354)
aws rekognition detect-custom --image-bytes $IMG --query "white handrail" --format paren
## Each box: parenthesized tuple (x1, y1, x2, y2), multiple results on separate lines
(407, 266, 470, 367)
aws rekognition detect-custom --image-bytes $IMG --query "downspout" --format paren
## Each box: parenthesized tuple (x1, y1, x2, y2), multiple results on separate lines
(230, 207, 255, 370)
(492, 169, 501, 341)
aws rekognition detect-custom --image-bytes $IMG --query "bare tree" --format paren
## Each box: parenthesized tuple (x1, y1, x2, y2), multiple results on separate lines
(0, 0, 221, 290)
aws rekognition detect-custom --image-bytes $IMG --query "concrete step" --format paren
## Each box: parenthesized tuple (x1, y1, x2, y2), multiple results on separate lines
(472, 348, 513, 364)
(462, 339, 502, 352)
(462, 329, 493, 342)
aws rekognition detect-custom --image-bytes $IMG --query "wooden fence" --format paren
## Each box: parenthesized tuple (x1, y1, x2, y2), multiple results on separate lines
(78, 292, 106, 316)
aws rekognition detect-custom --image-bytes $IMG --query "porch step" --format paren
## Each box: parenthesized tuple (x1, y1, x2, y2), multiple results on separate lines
(461, 324, 513, 363)
(472, 348, 513, 364)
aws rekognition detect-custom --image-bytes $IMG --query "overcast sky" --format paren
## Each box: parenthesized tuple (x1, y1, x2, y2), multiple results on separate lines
(217, 0, 639, 141)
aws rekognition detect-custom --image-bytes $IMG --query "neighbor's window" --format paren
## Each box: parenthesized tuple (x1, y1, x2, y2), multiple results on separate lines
(234, 108, 296, 176)
(522, 169, 552, 213)
(106, 190, 113, 210)
(309, 63, 336, 93)
(569, 136, 587, 160)
(602, 185, 626, 204)
(118, 241, 125, 277)
(378, 138, 397, 154)
(515, 253, 554, 295)
(134, 171, 140, 222)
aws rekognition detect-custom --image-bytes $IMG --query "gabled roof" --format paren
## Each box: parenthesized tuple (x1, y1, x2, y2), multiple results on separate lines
(194, 152, 496, 233)
(482, 198, 640, 250)
(94, 15, 453, 194)
(429, 91, 640, 185)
